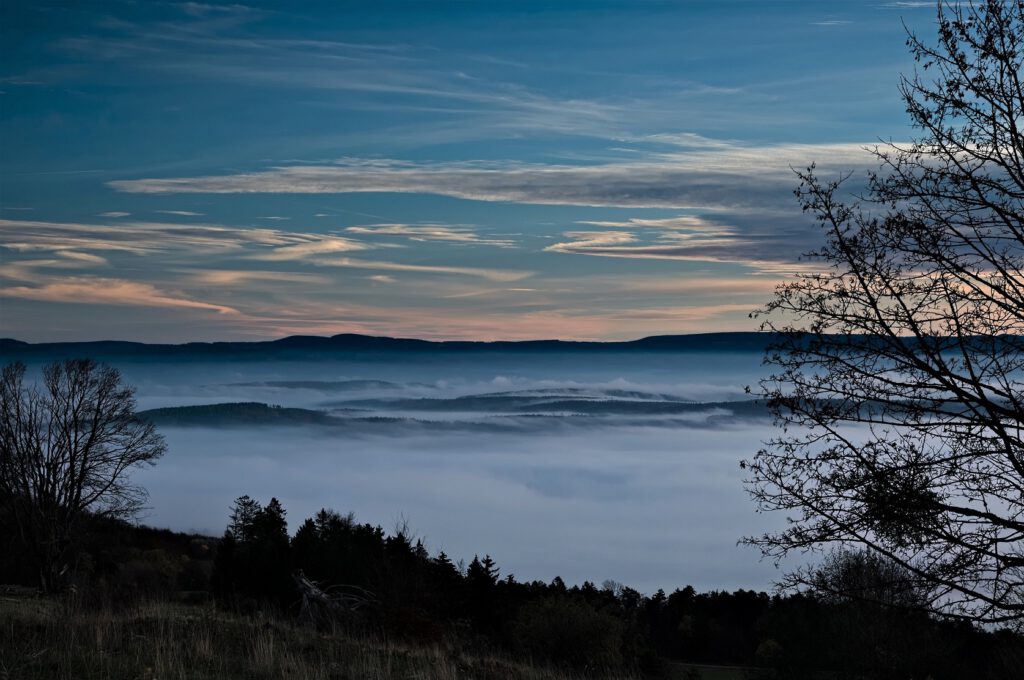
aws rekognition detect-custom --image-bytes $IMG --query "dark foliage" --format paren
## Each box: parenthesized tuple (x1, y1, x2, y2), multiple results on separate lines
(4, 492, 1022, 676)
(204, 497, 1024, 678)
(0, 507, 215, 605)
(212, 495, 292, 607)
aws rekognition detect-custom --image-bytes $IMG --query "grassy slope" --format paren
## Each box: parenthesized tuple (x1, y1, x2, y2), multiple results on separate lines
(0, 595, 746, 680)
(0, 595, 607, 680)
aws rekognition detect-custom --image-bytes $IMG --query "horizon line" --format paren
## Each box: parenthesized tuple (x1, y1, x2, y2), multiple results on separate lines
(0, 330, 771, 347)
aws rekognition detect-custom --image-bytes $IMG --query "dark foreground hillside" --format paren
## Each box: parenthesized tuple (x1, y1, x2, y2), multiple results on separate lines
(3, 499, 1023, 680)
(0, 594, 641, 680)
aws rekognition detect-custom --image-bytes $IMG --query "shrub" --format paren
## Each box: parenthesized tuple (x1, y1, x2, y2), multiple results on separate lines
(511, 595, 624, 670)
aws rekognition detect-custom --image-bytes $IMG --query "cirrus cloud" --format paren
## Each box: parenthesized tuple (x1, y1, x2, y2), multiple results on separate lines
(314, 256, 532, 282)
(0, 218, 368, 262)
(107, 141, 879, 212)
(345, 223, 516, 248)
(0, 278, 239, 314)
(545, 213, 816, 274)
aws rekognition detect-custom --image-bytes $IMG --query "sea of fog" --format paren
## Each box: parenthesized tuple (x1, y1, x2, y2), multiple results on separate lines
(65, 351, 795, 593)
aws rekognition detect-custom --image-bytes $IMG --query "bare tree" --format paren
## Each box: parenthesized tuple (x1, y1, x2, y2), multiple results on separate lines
(0, 359, 165, 591)
(745, 1, 1024, 624)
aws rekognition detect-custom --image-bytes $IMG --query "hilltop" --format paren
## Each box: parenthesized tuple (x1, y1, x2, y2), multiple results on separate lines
(0, 332, 773, 361)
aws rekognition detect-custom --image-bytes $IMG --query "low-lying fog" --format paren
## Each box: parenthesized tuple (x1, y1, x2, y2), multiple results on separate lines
(115, 352, 787, 593)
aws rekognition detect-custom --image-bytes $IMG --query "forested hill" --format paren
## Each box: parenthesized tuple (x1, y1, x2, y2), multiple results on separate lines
(0, 331, 773, 361)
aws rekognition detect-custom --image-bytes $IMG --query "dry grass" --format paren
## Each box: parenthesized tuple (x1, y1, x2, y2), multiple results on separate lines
(0, 594, 642, 680)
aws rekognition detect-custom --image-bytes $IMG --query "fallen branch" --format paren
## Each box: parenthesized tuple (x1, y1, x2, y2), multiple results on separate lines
(292, 569, 373, 628)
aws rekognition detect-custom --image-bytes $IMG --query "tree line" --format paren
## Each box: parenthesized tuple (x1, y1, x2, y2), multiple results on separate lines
(202, 494, 1021, 679)
(3, 489, 1020, 678)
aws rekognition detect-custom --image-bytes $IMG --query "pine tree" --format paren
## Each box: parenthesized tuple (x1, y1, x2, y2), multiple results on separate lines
(228, 495, 262, 542)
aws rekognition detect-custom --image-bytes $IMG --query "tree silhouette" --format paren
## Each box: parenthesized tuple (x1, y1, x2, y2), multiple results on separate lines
(213, 495, 291, 606)
(227, 495, 262, 542)
(0, 359, 165, 591)
(746, 1, 1024, 624)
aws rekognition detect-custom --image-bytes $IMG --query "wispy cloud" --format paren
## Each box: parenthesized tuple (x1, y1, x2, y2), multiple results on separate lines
(52, 12, 627, 142)
(877, 2, 935, 9)
(616, 277, 783, 295)
(544, 239, 813, 274)
(109, 141, 877, 212)
(98, 211, 131, 218)
(189, 270, 333, 286)
(313, 257, 532, 282)
(0, 253, 110, 283)
(56, 251, 109, 267)
(345, 224, 516, 248)
(0, 218, 451, 328)
(104, 136, 872, 270)
(0, 218, 369, 261)
(155, 210, 204, 216)
(545, 213, 816, 273)
(577, 215, 734, 235)
(545, 234, 760, 264)
(248, 235, 367, 261)
(0, 278, 238, 314)
(545, 231, 639, 253)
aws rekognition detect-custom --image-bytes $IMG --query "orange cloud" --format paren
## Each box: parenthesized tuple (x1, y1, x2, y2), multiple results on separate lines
(0, 278, 238, 314)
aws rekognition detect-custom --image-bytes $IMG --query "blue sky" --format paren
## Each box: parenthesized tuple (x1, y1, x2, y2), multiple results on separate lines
(1, 1, 938, 341)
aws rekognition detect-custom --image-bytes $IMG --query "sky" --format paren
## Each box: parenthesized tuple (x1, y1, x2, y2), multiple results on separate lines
(0, 0, 941, 342)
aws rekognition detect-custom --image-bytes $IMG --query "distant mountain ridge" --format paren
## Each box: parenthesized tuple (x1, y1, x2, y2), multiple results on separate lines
(5, 332, 1021, 362)
(0, 331, 774, 360)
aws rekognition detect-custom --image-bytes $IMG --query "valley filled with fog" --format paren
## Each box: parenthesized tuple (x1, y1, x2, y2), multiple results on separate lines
(97, 350, 784, 593)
